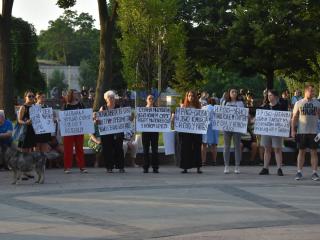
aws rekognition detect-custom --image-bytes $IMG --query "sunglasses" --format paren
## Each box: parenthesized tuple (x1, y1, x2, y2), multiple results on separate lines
(27, 95, 34, 98)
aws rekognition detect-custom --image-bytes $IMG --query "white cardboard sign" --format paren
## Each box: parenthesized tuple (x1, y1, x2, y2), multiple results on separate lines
(59, 108, 94, 136)
(254, 109, 291, 137)
(174, 108, 209, 134)
(212, 105, 249, 134)
(136, 107, 171, 132)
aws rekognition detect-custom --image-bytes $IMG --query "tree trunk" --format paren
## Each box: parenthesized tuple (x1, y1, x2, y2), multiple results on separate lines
(0, 0, 14, 119)
(266, 69, 274, 90)
(93, 0, 118, 110)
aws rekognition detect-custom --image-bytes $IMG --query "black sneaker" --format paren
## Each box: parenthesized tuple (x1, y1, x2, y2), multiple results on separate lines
(311, 172, 319, 181)
(295, 172, 303, 180)
(259, 168, 269, 175)
(143, 168, 149, 173)
(277, 168, 284, 176)
(153, 169, 159, 173)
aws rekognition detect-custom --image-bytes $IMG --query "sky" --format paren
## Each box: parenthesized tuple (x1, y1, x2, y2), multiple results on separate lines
(1, 0, 100, 34)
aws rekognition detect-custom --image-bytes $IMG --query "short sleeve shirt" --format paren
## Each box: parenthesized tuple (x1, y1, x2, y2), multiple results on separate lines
(225, 101, 244, 108)
(293, 98, 320, 134)
(0, 120, 13, 146)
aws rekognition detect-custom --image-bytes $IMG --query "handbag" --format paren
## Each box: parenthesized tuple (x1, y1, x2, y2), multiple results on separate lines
(12, 123, 27, 142)
(88, 138, 102, 153)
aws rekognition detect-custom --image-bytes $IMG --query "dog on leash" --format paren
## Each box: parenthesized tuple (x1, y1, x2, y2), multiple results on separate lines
(2, 145, 47, 184)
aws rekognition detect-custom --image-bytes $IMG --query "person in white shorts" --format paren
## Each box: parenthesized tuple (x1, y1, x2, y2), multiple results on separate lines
(259, 90, 288, 176)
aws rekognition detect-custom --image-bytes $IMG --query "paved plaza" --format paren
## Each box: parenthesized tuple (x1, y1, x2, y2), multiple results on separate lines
(0, 166, 320, 240)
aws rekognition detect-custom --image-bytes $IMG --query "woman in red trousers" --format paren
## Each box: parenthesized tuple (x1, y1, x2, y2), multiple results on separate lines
(63, 89, 88, 174)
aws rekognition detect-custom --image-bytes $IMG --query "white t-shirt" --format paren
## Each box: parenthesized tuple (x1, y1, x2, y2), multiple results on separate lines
(225, 101, 244, 108)
(293, 98, 320, 134)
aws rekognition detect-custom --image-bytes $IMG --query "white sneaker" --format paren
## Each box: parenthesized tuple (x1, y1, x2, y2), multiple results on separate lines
(234, 167, 240, 174)
(224, 166, 230, 174)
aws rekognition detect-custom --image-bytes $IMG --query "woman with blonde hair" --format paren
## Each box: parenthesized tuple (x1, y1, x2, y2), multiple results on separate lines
(99, 90, 125, 173)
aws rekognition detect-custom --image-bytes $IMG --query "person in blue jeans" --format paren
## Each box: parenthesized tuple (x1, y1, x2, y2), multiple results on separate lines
(201, 98, 219, 166)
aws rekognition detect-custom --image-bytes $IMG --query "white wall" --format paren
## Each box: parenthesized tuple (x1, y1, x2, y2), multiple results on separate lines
(39, 65, 80, 91)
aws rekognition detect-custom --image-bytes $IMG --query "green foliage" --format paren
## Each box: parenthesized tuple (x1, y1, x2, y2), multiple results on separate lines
(200, 66, 266, 98)
(179, 0, 320, 88)
(10, 17, 45, 96)
(38, 10, 99, 66)
(56, 0, 76, 9)
(48, 69, 68, 91)
(79, 59, 97, 89)
(117, 0, 187, 91)
(281, 52, 320, 96)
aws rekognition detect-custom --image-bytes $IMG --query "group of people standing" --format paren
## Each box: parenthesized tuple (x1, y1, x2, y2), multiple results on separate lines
(200, 84, 320, 181)
(1, 84, 320, 182)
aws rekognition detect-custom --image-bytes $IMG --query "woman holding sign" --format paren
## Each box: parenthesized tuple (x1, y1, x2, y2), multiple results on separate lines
(35, 92, 51, 153)
(180, 91, 203, 174)
(142, 95, 159, 173)
(63, 89, 87, 174)
(259, 89, 287, 176)
(17, 90, 36, 152)
(99, 90, 125, 173)
(223, 88, 244, 174)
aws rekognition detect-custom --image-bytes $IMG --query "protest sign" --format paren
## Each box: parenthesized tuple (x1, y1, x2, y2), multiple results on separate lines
(174, 108, 209, 134)
(136, 107, 171, 132)
(97, 107, 132, 135)
(254, 109, 291, 137)
(30, 105, 55, 134)
(59, 108, 94, 136)
(212, 105, 249, 134)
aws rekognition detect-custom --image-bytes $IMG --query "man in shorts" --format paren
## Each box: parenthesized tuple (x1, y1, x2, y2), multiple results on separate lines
(291, 84, 320, 181)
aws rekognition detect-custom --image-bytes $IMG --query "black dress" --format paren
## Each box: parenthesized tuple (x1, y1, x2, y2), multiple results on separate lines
(18, 105, 36, 148)
(35, 104, 52, 143)
(179, 133, 202, 170)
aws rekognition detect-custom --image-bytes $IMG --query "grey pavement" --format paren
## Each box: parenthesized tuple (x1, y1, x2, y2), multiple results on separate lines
(0, 165, 320, 239)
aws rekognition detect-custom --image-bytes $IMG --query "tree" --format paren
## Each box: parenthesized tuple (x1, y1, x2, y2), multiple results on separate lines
(11, 17, 46, 96)
(179, 0, 320, 89)
(0, 0, 14, 118)
(38, 10, 99, 66)
(57, 0, 119, 110)
(38, 17, 74, 65)
(200, 66, 266, 98)
(48, 69, 68, 91)
(117, 0, 187, 93)
(79, 59, 97, 89)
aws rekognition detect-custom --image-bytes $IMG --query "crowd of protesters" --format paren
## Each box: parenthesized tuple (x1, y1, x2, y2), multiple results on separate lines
(0, 84, 319, 182)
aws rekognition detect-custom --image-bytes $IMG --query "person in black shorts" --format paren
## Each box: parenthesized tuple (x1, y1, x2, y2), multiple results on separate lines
(291, 84, 320, 181)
